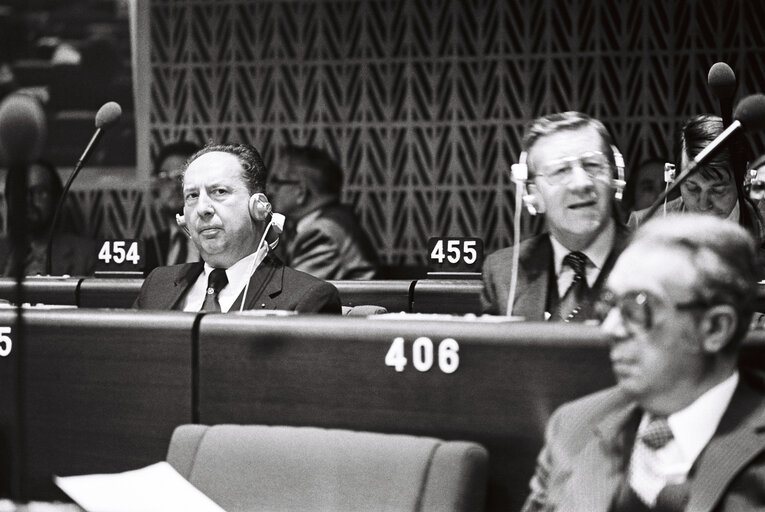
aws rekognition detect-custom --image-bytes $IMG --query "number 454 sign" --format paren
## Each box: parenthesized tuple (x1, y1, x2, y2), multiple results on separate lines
(96, 240, 143, 271)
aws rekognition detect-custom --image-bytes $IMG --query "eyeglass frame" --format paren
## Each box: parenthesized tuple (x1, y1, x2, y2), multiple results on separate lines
(532, 150, 614, 187)
(595, 289, 712, 330)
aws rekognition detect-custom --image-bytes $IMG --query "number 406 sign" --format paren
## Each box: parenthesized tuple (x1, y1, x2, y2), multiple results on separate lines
(385, 337, 459, 374)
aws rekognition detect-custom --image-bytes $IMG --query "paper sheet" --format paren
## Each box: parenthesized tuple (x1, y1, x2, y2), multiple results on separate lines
(54, 462, 226, 512)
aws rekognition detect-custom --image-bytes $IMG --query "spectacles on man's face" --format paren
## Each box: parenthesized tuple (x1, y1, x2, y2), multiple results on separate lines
(153, 169, 184, 184)
(535, 151, 612, 186)
(594, 289, 710, 330)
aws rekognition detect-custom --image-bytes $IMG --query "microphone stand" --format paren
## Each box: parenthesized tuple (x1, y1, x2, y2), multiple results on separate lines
(44, 127, 104, 275)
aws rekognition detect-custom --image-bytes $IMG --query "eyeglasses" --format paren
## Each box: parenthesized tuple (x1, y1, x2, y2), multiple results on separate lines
(535, 151, 612, 186)
(153, 169, 184, 183)
(594, 289, 710, 330)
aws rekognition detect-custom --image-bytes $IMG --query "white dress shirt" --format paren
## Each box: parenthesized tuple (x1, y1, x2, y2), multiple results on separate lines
(182, 244, 268, 312)
(629, 371, 739, 505)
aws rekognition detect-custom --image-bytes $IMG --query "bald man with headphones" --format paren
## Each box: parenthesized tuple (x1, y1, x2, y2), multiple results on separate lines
(134, 142, 341, 313)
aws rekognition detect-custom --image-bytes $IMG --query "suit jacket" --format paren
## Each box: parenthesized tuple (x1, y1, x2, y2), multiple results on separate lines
(133, 254, 341, 313)
(480, 225, 629, 319)
(521, 371, 765, 512)
(284, 204, 378, 280)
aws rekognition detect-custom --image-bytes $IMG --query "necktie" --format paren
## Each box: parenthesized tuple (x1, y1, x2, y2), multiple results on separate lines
(639, 416, 673, 450)
(557, 251, 589, 321)
(200, 268, 228, 312)
(627, 416, 675, 507)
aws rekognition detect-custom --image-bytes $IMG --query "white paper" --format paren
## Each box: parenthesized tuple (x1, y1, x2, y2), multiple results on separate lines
(54, 462, 226, 512)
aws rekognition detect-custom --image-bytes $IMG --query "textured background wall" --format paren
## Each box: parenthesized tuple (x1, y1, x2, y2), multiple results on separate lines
(135, 0, 765, 264)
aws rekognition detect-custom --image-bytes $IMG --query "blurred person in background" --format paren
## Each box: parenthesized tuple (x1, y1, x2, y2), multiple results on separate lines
(269, 145, 378, 280)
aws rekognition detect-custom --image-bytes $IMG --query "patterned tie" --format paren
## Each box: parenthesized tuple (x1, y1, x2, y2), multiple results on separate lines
(639, 416, 673, 450)
(557, 251, 589, 321)
(200, 268, 228, 312)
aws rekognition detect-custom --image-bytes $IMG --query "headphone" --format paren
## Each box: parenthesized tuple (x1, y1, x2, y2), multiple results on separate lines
(511, 145, 626, 215)
(176, 192, 273, 236)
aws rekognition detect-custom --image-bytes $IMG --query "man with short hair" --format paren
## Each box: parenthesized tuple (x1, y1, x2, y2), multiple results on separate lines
(143, 140, 201, 274)
(269, 145, 378, 280)
(481, 111, 628, 320)
(630, 115, 765, 242)
(522, 214, 765, 511)
(135, 142, 341, 313)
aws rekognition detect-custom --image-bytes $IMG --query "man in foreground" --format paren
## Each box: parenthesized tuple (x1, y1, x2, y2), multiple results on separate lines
(134, 142, 341, 313)
(522, 214, 765, 511)
(481, 111, 629, 321)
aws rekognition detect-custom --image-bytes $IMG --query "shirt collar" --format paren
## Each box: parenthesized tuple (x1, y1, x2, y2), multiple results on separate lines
(550, 220, 615, 276)
(666, 370, 739, 462)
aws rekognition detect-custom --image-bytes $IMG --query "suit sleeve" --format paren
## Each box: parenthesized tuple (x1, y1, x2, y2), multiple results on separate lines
(290, 227, 343, 280)
(295, 280, 342, 314)
(480, 253, 500, 315)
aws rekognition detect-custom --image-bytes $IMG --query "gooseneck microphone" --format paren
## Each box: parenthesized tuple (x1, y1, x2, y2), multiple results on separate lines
(643, 94, 765, 221)
(45, 101, 122, 275)
(708, 62, 749, 212)
(0, 92, 47, 499)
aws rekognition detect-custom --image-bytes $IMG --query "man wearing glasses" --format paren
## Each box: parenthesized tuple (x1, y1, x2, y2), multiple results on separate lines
(268, 145, 378, 280)
(522, 214, 765, 511)
(481, 111, 629, 320)
(143, 140, 201, 275)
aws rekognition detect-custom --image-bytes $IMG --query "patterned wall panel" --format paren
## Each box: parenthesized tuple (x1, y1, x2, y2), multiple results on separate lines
(140, 0, 765, 265)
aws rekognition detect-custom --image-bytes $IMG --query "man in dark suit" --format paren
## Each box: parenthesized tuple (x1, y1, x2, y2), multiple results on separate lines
(481, 111, 628, 321)
(269, 145, 378, 280)
(134, 142, 341, 313)
(143, 140, 201, 275)
(522, 214, 765, 511)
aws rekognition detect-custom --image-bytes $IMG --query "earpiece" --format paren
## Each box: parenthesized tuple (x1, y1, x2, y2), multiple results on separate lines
(176, 213, 189, 237)
(664, 162, 676, 183)
(248, 192, 272, 221)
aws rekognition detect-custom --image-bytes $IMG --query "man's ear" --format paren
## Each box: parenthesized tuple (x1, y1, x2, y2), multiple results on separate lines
(699, 304, 738, 354)
(526, 182, 547, 214)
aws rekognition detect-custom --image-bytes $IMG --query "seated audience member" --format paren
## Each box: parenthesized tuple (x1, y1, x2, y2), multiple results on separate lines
(621, 158, 679, 219)
(0, 160, 96, 276)
(134, 142, 341, 313)
(630, 115, 765, 243)
(481, 112, 629, 320)
(143, 140, 201, 274)
(522, 214, 765, 512)
(269, 145, 378, 280)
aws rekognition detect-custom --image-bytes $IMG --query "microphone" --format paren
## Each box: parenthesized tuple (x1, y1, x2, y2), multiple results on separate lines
(708, 62, 736, 128)
(0, 93, 47, 166)
(643, 94, 765, 221)
(708, 62, 749, 210)
(45, 101, 122, 275)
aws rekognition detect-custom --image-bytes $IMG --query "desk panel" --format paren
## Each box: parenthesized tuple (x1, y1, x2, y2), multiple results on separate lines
(1, 309, 195, 500)
(411, 279, 483, 313)
(329, 280, 413, 312)
(77, 278, 143, 308)
(197, 316, 616, 511)
(0, 278, 81, 306)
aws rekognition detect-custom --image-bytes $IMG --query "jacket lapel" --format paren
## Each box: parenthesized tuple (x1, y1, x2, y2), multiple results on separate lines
(511, 235, 552, 320)
(687, 375, 765, 512)
(564, 398, 640, 510)
(168, 262, 203, 310)
(230, 255, 283, 311)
